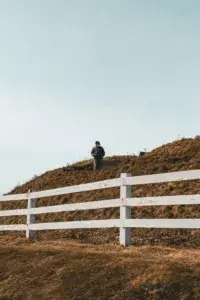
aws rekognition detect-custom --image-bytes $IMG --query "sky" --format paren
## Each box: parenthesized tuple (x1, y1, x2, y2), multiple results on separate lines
(0, 0, 200, 193)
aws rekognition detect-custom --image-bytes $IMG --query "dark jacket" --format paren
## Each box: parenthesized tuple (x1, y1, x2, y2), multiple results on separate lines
(91, 146, 105, 159)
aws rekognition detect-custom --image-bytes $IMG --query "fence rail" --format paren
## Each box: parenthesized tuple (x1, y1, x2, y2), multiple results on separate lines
(0, 170, 200, 246)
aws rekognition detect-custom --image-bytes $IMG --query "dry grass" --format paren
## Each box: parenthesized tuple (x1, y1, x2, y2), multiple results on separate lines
(0, 137, 200, 246)
(0, 236, 200, 300)
(1, 138, 200, 299)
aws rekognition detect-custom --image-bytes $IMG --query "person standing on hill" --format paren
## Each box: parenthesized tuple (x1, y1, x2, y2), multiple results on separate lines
(91, 141, 105, 171)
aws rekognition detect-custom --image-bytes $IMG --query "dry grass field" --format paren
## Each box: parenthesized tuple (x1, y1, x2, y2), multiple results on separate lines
(0, 237, 200, 300)
(0, 137, 200, 299)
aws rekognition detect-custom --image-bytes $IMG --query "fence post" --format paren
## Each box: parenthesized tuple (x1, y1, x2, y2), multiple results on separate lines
(120, 173, 132, 246)
(26, 190, 36, 239)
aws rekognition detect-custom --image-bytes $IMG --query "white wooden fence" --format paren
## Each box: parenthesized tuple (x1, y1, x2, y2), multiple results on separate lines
(0, 170, 200, 246)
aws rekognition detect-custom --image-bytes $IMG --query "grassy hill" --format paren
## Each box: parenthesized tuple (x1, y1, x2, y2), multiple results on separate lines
(0, 237, 200, 300)
(0, 137, 200, 247)
(1, 137, 200, 300)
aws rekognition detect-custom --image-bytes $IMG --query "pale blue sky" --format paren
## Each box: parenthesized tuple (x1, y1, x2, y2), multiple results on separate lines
(0, 0, 200, 192)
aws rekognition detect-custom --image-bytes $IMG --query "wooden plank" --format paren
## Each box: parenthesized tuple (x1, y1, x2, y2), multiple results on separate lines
(30, 199, 120, 215)
(0, 209, 27, 217)
(125, 195, 200, 206)
(29, 219, 120, 230)
(0, 219, 199, 232)
(26, 192, 37, 239)
(123, 219, 200, 229)
(0, 199, 120, 217)
(1, 194, 199, 218)
(0, 224, 27, 231)
(120, 173, 132, 246)
(30, 178, 120, 199)
(0, 193, 28, 202)
(125, 169, 200, 186)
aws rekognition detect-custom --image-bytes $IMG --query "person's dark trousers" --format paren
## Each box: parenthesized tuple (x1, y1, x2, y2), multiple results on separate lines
(93, 158, 103, 171)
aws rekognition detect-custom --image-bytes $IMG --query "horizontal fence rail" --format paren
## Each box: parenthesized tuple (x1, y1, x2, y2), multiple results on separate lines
(0, 224, 27, 231)
(0, 178, 121, 202)
(0, 170, 200, 246)
(0, 199, 120, 217)
(125, 169, 200, 185)
(0, 193, 29, 202)
(125, 195, 200, 206)
(31, 178, 121, 199)
(1, 195, 200, 218)
(1, 219, 200, 232)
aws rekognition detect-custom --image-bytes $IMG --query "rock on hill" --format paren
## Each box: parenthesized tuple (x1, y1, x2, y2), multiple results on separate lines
(1, 137, 200, 247)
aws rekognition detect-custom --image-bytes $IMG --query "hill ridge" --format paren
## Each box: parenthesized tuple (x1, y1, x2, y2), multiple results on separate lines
(1, 137, 200, 247)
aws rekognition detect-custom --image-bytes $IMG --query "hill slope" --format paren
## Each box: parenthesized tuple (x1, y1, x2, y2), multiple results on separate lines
(1, 237, 200, 300)
(1, 137, 200, 246)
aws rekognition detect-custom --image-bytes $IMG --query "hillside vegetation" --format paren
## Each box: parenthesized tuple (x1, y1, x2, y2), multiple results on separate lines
(1, 138, 200, 300)
(0, 137, 200, 246)
(0, 237, 200, 300)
